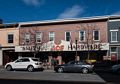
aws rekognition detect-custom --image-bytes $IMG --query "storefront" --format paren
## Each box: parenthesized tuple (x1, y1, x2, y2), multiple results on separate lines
(15, 40, 109, 65)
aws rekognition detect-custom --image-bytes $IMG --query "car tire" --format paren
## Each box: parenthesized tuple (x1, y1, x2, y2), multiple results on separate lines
(57, 67, 64, 73)
(6, 65, 12, 71)
(27, 65, 34, 72)
(82, 68, 89, 74)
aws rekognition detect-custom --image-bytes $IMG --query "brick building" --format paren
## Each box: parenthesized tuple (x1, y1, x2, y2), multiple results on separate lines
(1, 16, 120, 66)
(15, 16, 109, 65)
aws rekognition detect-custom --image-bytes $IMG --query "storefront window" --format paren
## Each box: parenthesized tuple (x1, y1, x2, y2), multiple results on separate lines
(111, 47, 117, 53)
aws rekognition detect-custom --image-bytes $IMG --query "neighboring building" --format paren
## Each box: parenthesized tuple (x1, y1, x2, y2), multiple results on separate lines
(0, 23, 19, 65)
(108, 17, 120, 63)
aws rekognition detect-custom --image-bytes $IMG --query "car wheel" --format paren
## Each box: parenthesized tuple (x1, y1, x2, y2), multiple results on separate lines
(57, 67, 64, 73)
(82, 68, 89, 74)
(6, 65, 12, 71)
(27, 65, 34, 72)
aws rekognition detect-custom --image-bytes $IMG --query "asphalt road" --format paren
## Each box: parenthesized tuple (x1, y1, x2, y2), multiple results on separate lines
(0, 67, 120, 84)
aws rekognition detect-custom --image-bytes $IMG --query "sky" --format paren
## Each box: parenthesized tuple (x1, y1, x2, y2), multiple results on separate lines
(0, 0, 120, 23)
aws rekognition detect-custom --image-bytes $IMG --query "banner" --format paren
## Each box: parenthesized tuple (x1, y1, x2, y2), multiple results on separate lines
(15, 40, 109, 52)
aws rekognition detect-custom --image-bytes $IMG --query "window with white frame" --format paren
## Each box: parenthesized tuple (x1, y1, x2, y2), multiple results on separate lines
(65, 32, 71, 41)
(93, 30, 100, 41)
(79, 30, 85, 41)
(110, 30, 118, 42)
(8, 34, 14, 43)
(25, 33, 30, 44)
(49, 32, 55, 41)
(36, 32, 42, 43)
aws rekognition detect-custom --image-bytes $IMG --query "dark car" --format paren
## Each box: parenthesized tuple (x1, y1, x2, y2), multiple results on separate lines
(111, 64, 120, 74)
(54, 61, 94, 73)
(93, 61, 112, 72)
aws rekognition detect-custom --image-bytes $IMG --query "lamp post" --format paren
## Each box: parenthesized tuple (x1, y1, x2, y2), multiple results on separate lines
(75, 39, 78, 61)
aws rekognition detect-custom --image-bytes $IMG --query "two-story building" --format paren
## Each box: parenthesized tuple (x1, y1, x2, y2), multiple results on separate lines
(108, 16, 120, 63)
(14, 16, 109, 65)
(0, 23, 19, 65)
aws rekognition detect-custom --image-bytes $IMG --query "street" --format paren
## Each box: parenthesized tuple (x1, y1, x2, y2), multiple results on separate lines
(0, 67, 120, 84)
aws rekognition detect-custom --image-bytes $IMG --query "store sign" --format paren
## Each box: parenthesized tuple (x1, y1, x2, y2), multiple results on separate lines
(15, 40, 109, 52)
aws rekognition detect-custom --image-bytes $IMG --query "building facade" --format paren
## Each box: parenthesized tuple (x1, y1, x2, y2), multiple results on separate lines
(15, 17, 109, 66)
(0, 24, 19, 65)
(108, 19, 120, 63)
(1, 16, 120, 66)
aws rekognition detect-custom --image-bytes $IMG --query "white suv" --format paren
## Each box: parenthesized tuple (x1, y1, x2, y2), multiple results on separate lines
(5, 57, 44, 72)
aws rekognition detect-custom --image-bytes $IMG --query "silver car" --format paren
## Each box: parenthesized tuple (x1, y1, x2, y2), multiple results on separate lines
(54, 61, 94, 73)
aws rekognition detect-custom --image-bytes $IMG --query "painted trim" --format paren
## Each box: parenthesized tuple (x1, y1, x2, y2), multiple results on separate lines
(110, 30, 119, 32)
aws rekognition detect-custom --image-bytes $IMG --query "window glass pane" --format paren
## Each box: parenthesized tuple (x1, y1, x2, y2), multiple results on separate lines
(36, 32, 42, 43)
(94, 30, 99, 40)
(111, 47, 117, 52)
(111, 31, 117, 41)
(8, 34, 13, 43)
(80, 31, 85, 41)
(66, 32, 70, 41)
(49, 32, 54, 41)
(25, 34, 30, 43)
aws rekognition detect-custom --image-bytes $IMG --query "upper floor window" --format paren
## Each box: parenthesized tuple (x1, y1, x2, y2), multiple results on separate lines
(79, 30, 85, 41)
(93, 30, 100, 41)
(8, 34, 14, 43)
(65, 32, 71, 41)
(36, 32, 42, 43)
(49, 32, 55, 41)
(110, 30, 118, 42)
(25, 33, 30, 44)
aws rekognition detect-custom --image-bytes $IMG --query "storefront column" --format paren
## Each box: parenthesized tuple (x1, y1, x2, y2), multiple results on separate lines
(48, 56, 52, 66)
(76, 56, 80, 61)
(57, 56, 62, 65)
(0, 49, 3, 65)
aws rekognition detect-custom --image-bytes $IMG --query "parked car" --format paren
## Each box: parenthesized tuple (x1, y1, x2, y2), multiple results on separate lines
(5, 57, 44, 72)
(111, 64, 120, 74)
(93, 61, 112, 72)
(54, 61, 94, 73)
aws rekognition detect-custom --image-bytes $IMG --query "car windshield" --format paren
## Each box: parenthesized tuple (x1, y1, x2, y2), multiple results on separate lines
(32, 58, 39, 61)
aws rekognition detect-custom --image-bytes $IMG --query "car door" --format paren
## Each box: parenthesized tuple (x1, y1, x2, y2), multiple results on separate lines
(64, 61, 77, 72)
(12, 59, 23, 69)
(13, 58, 30, 69)
(19, 58, 30, 69)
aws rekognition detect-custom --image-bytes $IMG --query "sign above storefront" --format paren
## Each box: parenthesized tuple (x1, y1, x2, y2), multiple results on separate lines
(15, 40, 109, 52)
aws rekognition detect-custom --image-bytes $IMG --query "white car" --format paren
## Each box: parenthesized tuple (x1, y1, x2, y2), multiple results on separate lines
(5, 57, 44, 72)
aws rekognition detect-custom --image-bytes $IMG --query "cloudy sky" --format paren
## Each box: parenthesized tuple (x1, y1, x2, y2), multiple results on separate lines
(0, 0, 120, 23)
